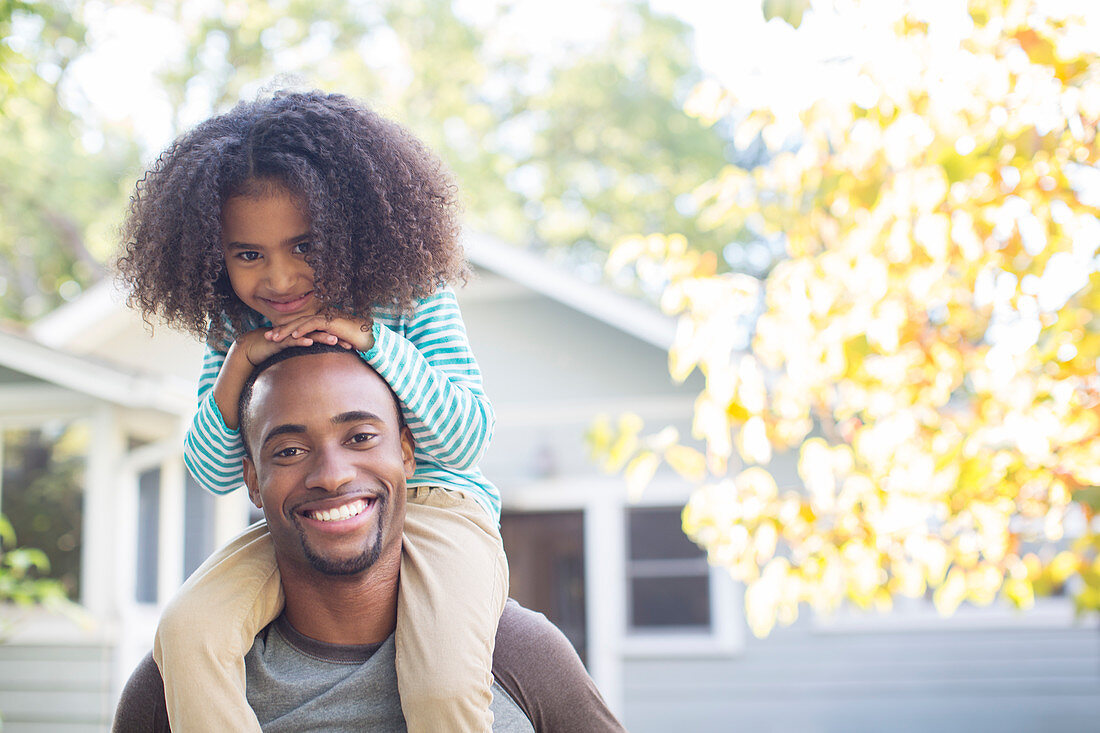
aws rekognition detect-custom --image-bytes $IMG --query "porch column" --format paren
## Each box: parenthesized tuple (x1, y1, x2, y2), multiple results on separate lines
(585, 487, 626, 717)
(157, 455, 185, 602)
(83, 405, 123, 619)
(213, 489, 253, 547)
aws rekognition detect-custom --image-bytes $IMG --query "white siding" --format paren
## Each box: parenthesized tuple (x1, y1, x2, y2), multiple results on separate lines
(622, 615, 1100, 732)
(0, 637, 113, 732)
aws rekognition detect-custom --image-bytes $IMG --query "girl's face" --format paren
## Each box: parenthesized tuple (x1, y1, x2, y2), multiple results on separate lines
(221, 189, 320, 326)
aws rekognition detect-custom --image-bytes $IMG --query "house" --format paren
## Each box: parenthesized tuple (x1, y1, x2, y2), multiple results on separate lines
(0, 286, 248, 732)
(0, 235, 1097, 732)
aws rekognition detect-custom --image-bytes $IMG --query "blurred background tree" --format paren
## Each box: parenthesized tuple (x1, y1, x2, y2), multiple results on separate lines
(0, 0, 735, 322)
(596, 0, 1100, 636)
(0, 425, 85, 600)
(0, 0, 141, 321)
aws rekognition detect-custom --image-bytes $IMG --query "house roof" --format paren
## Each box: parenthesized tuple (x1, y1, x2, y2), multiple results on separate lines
(462, 232, 676, 351)
(0, 324, 192, 414)
(28, 277, 121, 348)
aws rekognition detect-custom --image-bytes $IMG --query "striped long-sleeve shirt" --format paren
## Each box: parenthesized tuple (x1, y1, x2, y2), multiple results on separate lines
(183, 286, 500, 521)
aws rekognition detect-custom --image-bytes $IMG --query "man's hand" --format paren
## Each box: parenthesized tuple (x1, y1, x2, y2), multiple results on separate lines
(267, 314, 376, 353)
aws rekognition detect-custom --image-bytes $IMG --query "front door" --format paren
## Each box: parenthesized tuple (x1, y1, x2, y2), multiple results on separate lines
(499, 510, 587, 664)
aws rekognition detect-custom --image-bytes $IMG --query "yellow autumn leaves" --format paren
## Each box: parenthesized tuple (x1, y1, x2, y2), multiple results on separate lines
(591, 0, 1100, 637)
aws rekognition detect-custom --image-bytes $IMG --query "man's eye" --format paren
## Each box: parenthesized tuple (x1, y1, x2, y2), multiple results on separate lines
(274, 446, 304, 458)
(349, 432, 376, 445)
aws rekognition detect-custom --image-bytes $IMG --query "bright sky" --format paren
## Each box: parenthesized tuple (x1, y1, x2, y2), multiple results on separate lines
(72, 0, 1100, 156)
(69, 0, 782, 154)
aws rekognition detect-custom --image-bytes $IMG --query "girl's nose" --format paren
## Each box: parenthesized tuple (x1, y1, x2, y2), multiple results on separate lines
(264, 258, 304, 292)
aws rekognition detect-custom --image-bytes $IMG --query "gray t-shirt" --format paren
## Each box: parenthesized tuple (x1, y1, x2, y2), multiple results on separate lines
(244, 614, 535, 732)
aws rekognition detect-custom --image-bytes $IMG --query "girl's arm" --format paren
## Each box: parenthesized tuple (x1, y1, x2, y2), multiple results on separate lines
(184, 343, 248, 494)
(362, 287, 494, 471)
(185, 325, 319, 495)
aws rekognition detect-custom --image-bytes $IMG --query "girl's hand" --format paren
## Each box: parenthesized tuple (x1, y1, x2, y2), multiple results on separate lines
(267, 314, 375, 353)
(215, 327, 317, 430)
(238, 326, 317, 366)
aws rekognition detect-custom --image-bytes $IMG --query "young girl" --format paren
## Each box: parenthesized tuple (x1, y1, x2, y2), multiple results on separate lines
(117, 90, 507, 732)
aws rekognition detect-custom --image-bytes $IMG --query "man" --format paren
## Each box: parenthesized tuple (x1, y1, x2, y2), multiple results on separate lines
(113, 345, 624, 732)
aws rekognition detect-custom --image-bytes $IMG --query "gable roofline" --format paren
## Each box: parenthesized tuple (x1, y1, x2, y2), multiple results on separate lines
(462, 231, 675, 352)
(0, 326, 192, 414)
(28, 277, 121, 347)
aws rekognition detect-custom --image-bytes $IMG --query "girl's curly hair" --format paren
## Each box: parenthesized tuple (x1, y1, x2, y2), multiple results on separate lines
(116, 90, 467, 343)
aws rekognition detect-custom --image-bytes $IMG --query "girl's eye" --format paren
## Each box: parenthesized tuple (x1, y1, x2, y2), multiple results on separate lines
(236, 251, 261, 262)
(292, 241, 311, 255)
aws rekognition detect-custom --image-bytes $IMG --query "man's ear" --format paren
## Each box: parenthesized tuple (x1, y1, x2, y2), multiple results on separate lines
(243, 457, 262, 509)
(401, 426, 416, 479)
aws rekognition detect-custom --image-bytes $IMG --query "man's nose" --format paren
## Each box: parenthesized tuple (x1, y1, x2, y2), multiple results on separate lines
(305, 445, 356, 492)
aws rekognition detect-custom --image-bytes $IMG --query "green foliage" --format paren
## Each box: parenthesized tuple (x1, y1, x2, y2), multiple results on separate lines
(1, 427, 85, 599)
(762, 0, 811, 29)
(0, 514, 74, 639)
(515, 3, 735, 263)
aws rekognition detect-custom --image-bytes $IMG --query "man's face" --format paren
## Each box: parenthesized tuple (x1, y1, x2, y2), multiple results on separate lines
(241, 352, 414, 578)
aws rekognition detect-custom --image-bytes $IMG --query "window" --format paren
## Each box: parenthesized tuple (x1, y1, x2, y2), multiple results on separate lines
(626, 506, 710, 633)
(183, 473, 216, 578)
(134, 467, 219, 602)
(135, 467, 161, 603)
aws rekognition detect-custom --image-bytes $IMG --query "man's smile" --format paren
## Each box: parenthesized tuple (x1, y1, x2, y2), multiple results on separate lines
(290, 493, 383, 536)
(302, 497, 374, 523)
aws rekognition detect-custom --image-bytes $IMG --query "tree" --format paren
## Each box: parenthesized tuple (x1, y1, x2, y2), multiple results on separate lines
(0, 0, 142, 322)
(138, 0, 731, 264)
(1, 425, 85, 599)
(502, 1, 736, 266)
(3, 0, 725, 322)
(595, 0, 1100, 637)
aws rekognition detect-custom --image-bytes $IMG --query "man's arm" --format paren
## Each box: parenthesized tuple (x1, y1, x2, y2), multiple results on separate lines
(493, 600, 627, 733)
(111, 653, 170, 733)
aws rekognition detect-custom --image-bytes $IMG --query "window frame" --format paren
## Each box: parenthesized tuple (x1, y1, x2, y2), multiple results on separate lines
(625, 505, 714, 634)
(619, 483, 743, 658)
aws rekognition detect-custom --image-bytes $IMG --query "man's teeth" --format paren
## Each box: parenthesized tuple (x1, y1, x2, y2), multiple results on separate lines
(308, 499, 369, 522)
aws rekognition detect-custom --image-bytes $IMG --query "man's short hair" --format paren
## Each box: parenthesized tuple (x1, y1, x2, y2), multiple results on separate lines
(237, 344, 403, 458)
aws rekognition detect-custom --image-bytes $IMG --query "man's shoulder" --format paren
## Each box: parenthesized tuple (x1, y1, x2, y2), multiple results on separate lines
(113, 600, 624, 733)
(494, 600, 627, 733)
(111, 653, 169, 733)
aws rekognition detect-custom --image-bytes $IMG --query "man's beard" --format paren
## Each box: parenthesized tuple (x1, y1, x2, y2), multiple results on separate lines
(294, 494, 387, 576)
